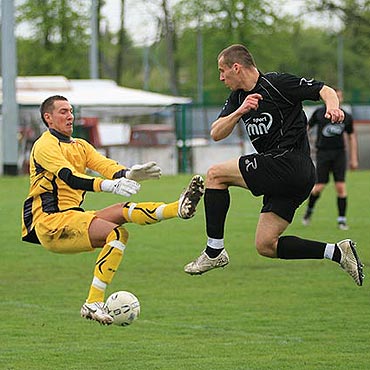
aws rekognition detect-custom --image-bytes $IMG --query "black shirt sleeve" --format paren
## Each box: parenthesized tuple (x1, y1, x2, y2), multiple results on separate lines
(58, 167, 95, 191)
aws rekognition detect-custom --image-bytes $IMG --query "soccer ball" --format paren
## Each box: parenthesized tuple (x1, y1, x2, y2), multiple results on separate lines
(105, 291, 140, 326)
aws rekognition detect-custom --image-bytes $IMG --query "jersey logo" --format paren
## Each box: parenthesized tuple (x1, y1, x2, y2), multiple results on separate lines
(299, 78, 314, 86)
(242, 157, 258, 172)
(244, 112, 273, 136)
(322, 123, 345, 137)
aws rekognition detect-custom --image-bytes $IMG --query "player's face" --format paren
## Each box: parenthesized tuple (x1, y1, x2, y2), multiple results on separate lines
(45, 100, 74, 137)
(218, 57, 241, 91)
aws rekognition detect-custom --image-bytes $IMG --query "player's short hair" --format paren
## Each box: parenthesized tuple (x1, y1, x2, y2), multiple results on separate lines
(218, 44, 256, 68)
(40, 95, 68, 127)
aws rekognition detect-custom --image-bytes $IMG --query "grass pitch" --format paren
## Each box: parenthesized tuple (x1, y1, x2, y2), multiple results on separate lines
(1, 172, 370, 369)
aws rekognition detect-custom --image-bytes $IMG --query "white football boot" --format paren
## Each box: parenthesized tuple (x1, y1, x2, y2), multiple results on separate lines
(337, 239, 364, 286)
(178, 175, 205, 219)
(338, 222, 349, 231)
(80, 302, 113, 325)
(184, 249, 229, 275)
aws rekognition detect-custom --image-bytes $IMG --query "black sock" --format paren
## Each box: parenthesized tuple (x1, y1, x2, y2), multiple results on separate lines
(337, 196, 347, 218)
(205, 188, 230, 238)
(332, 244, 342, 263)
(277, 236, 326, 259)
(308, 193, 320, 209)
(205, 246, 222, 258)
(204, 188, 230, 257)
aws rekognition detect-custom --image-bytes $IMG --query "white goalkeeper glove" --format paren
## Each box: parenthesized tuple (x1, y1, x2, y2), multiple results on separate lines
(126, 161, 162, 182)
(101, 178, 140, 197)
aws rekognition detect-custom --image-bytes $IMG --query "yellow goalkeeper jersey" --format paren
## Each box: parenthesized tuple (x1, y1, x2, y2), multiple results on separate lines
(22, 129, 127, 243)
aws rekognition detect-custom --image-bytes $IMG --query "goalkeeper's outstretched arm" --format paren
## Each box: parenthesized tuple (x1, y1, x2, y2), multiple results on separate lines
(58, 167, 140, 196)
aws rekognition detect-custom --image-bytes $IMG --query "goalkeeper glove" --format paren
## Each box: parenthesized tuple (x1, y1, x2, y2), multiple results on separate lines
(126, 161, 162, 181)
(101, 178, 140, 197)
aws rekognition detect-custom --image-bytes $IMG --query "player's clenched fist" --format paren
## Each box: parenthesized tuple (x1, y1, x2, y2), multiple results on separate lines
(325, 108, 345, 123)
(239, 93, 263, 114)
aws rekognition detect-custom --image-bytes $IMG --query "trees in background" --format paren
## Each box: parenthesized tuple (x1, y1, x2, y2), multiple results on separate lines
(15, 0, 370, 104)
(16, 0, 90, 77)
(307, 0, 370, 103)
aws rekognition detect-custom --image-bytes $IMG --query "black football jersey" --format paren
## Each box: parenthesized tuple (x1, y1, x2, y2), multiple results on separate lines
(308, 106, 353, 150)
(218, 72, 324, 154)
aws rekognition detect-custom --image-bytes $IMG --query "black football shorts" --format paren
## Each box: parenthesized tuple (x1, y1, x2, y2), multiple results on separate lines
(238, 148, 315, 223)
(316, 149, 346, 183)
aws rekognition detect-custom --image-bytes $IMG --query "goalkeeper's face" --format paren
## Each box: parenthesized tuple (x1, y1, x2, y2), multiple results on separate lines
(45, 100, 74, 137)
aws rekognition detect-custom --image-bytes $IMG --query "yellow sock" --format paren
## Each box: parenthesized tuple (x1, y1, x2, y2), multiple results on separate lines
(122, 201, 178, 225)
(87, 285, 105, 303)
(86, 227, 128, 303)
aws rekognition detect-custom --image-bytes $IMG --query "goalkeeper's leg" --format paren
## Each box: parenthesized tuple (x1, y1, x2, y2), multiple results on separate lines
(81, 226, 128, 325)
(122, 175, 205, 225)
(94, 175, 204, 226)
(122, 201, 177, 225)
(86, 226, 128, 302)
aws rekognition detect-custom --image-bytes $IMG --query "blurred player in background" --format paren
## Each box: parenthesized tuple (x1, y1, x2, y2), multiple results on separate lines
(184, 44, 364, 287)
(302, 88, 358, 230)
(22, 95, 204, 325)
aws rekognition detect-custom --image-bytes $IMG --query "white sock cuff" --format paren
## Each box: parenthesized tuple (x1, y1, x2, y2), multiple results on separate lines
(127, 203, 137, 222)
(108, 240, 126, 252)
(324, 243, 335, 260)
(156, 204, 166, 220)
(207, 237, 224, 249)
(92, 277, 107, 291)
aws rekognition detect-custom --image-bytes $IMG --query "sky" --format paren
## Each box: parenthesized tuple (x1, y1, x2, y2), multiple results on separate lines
(101, 0, 164, 46)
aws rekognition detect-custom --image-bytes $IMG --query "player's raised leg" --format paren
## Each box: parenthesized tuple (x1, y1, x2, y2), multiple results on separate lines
(122, 175, 205, 224)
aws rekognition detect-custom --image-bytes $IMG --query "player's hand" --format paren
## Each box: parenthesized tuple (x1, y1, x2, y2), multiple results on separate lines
(238, 93, 263, 114)
(325, 108, 344, 123)
(101, 178, 140, 197)
(126, 161, 162, 181)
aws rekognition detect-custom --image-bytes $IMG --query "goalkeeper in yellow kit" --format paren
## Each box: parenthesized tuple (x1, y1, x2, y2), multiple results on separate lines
(21, 95, 204, 325)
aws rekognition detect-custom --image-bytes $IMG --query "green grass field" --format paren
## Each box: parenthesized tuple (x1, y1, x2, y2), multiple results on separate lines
(1, 172, 370, 370)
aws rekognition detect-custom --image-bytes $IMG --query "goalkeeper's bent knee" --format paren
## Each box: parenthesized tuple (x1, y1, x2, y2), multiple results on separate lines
(106, 225, 129, 246)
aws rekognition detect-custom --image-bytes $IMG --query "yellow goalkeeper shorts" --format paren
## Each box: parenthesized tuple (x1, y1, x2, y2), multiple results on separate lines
(35, 210, 96, 254)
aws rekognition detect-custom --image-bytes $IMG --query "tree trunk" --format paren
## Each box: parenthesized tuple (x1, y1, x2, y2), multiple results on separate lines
(162, 0, 179, 95)
(115, 0, 125, 85)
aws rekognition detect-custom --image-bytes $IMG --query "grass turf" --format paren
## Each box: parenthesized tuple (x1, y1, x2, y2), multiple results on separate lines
(1, 172, 370, 369)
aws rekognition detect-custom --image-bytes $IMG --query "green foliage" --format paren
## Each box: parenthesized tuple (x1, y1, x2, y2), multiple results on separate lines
(118, 47, 148, 87)
(16, 0, 90, 78)
(17, 38, 90, 78)
(1, 172, 370, 369)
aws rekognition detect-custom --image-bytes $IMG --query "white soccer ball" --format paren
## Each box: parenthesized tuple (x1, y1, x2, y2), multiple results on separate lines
(105, 291, 140, 326)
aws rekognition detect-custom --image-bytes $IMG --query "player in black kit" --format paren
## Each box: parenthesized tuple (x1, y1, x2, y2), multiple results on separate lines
(184, 44, 364, 286)
(302, 89, 358, 230)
